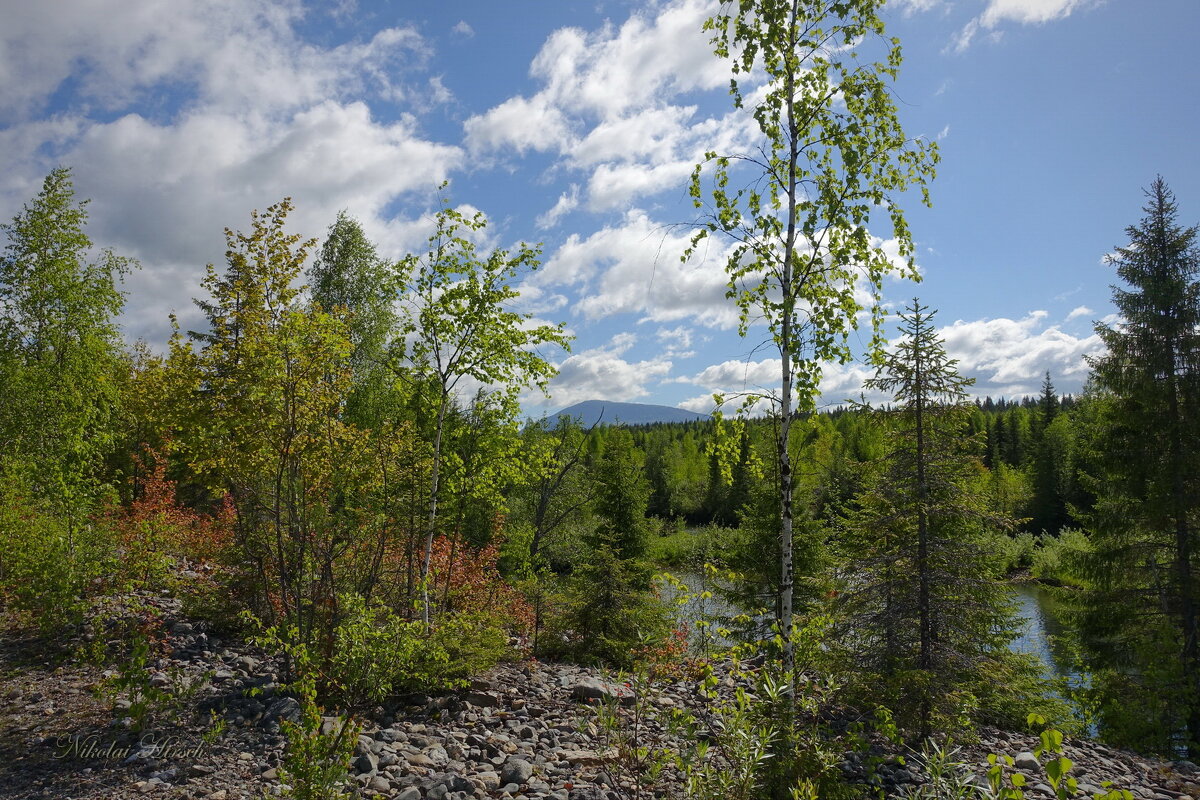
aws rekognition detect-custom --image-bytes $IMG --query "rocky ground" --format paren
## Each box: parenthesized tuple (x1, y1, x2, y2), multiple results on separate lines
(1, 595, 1197, 800)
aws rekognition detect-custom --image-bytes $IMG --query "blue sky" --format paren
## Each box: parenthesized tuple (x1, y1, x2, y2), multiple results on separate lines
(2, 0, 1197, 415)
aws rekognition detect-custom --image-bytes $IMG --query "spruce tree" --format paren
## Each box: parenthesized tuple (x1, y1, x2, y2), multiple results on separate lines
(836, 300, 1016, 738)
(1029, 372, 1070, 534)
(1081, 177, 1200, 755)
(558, 427, 666, 666)
(591, 427, 652, 565)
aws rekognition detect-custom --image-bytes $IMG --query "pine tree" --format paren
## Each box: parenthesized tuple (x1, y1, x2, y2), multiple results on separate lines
(1081, 177, 1200, 755)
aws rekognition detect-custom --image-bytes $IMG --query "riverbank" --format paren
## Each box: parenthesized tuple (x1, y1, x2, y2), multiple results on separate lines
(2, 590, 1197, 800)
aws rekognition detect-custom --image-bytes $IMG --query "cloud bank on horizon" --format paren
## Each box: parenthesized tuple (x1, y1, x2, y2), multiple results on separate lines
(2, 0, 1191, 415)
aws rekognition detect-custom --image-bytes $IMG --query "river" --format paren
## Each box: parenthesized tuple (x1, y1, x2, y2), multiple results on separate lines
(1011, 582, 1076, 679)
(663, 571, 1081, 687)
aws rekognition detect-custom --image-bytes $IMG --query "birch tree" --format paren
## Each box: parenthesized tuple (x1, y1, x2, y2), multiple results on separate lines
(395, 200, 570, 627)
(686, 0, 938, 676)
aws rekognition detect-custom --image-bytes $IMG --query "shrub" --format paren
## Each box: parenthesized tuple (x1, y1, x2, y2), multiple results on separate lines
(646, 523, 737, 570)
(427, 535, 534, 633)
(278, 638, 359, 800)
(544, 542, 673, 668)
(325, 595, 437, 709)
(325, 596, 510, 709)
(971, 648, 1083, 735)
(978, 528, 1036, 576)
(254, 594, 511, 714)
(426, 611, 511, 685)
(588, 602, 859, 800)
(0, 492, 115, 632)
(106, 447, 235, 592)
(99, 634, 169, 732)
(1030, 529, 1090, 587)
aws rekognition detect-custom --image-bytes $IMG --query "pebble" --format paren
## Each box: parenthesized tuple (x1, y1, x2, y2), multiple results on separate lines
(15, 592, 1196, 800)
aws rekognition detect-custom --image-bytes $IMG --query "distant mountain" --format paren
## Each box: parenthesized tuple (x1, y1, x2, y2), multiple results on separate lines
(545, 400, 710, 428)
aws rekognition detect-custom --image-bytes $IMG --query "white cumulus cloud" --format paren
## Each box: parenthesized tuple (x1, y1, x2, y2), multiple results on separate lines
(0, 1, 463, 347)
(537, 209, 738, 327)
(939, 311, 1103, 396)
(540, 338, 673, 410)
(954, 0, 1095, 52)
(462, 0, 754, 212)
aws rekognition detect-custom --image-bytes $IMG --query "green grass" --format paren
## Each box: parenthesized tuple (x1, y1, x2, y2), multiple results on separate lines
(647, 527, 699, 568)
(646, 523, 737, 570)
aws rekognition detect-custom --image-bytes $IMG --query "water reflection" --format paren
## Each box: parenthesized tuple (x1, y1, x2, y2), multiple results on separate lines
(666, 573, 1083, 680)
(1011, 582, 1080, 684)
(657, 570, 757, 647)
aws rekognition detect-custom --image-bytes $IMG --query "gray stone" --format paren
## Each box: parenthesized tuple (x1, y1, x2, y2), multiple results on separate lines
(1015, 752, 1041, 772)
(396, 789, 422, 800)
(464, 691, 500, 708)
(560, 749, 607, 766)
(320, 716, 348, 736)
(570, 677, 632, 706)
(432, 775, 473, 794)
(354, 751, 378, 775)
(475, 771, 501, 789)
(235, 655, 260, 673)
(501, 757, 534, 785)
(367, 774, 392, 792)
(265, 696, 300, 723)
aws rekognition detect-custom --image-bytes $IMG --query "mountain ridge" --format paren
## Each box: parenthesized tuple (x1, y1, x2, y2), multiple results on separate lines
(545, 399, 709, 427)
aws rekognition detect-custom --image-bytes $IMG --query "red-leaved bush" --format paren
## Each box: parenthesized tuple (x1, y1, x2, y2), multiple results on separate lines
(428, 533, 534, 635)
(108, 446, 234, 585)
